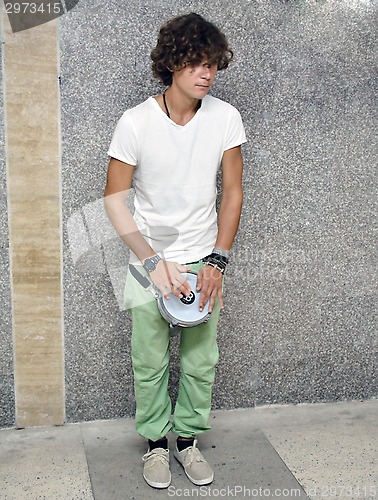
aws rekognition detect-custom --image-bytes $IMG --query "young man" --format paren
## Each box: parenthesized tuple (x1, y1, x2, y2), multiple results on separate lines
(104, 13, 246, 489)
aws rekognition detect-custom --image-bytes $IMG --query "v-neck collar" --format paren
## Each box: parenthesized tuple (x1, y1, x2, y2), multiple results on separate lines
(150, 96, 204, 129)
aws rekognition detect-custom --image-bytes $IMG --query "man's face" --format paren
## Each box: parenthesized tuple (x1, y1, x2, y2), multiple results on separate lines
(172, 61, 218, 99)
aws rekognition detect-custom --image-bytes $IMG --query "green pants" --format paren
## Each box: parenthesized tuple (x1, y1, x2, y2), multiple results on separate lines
(125, 261, 220, 441)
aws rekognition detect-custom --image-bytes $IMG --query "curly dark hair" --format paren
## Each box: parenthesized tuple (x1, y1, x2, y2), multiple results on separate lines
(151, 13, 233, 86)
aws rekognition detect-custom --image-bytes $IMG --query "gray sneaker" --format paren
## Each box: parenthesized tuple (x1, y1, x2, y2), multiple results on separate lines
(174, 439, 214, 486)
(142, 447, 171, 489)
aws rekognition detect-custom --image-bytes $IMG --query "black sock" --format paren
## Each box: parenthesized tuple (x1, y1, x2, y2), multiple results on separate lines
(148, 437, 168, 451)
(177, 437, 194, 452)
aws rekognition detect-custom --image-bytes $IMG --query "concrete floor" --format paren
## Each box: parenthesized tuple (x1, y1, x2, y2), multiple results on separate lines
(0, 399, 377, 499)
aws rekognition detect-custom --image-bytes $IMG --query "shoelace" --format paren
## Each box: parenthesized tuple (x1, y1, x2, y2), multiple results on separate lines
(143, 449, 169, 466)
(182, 442, 205, 466)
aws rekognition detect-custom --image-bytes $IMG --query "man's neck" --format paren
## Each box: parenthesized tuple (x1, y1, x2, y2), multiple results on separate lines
(162, 86, 201, 125)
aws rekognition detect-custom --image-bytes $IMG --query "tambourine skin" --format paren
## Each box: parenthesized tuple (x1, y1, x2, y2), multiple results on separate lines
(157, 272, 210, 328)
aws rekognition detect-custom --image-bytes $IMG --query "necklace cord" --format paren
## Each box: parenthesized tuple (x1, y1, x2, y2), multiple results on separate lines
(163, 92, 170, 118)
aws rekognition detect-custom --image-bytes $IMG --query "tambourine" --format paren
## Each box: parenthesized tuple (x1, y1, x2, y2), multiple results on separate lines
(157, 272, 210, 328)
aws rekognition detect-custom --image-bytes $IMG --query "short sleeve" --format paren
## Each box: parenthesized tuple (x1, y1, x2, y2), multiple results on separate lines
(224, 106, 247, 152)
(107, 111, 138, 166)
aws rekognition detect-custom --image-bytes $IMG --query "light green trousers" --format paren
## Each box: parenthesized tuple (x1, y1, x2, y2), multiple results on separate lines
(125, 261, 220, 441)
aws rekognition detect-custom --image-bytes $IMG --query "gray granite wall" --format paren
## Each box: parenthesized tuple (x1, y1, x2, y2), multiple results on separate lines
(60, 0, 377, 422)
(0, 26, 15, 427)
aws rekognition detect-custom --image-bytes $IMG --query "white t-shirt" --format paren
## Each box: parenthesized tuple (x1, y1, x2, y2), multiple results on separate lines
(108, 94, 246, 264)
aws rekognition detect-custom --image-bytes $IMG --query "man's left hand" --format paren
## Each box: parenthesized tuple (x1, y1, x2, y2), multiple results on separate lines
(196, 265, 224, 313)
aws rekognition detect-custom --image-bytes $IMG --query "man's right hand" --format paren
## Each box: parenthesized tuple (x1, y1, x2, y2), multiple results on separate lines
(149, 260, 192, 299)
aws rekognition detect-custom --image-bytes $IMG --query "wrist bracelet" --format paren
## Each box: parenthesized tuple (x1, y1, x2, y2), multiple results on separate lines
(203, 254, 227, 275)
(205, 261, 225, 275)
(205, 256, 227, 269)
(212, 247, 230, 260)
(205, 252, 229, 264)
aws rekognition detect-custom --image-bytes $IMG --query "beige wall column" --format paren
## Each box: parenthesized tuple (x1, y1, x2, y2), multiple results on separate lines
(2, 13, 64, 427)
